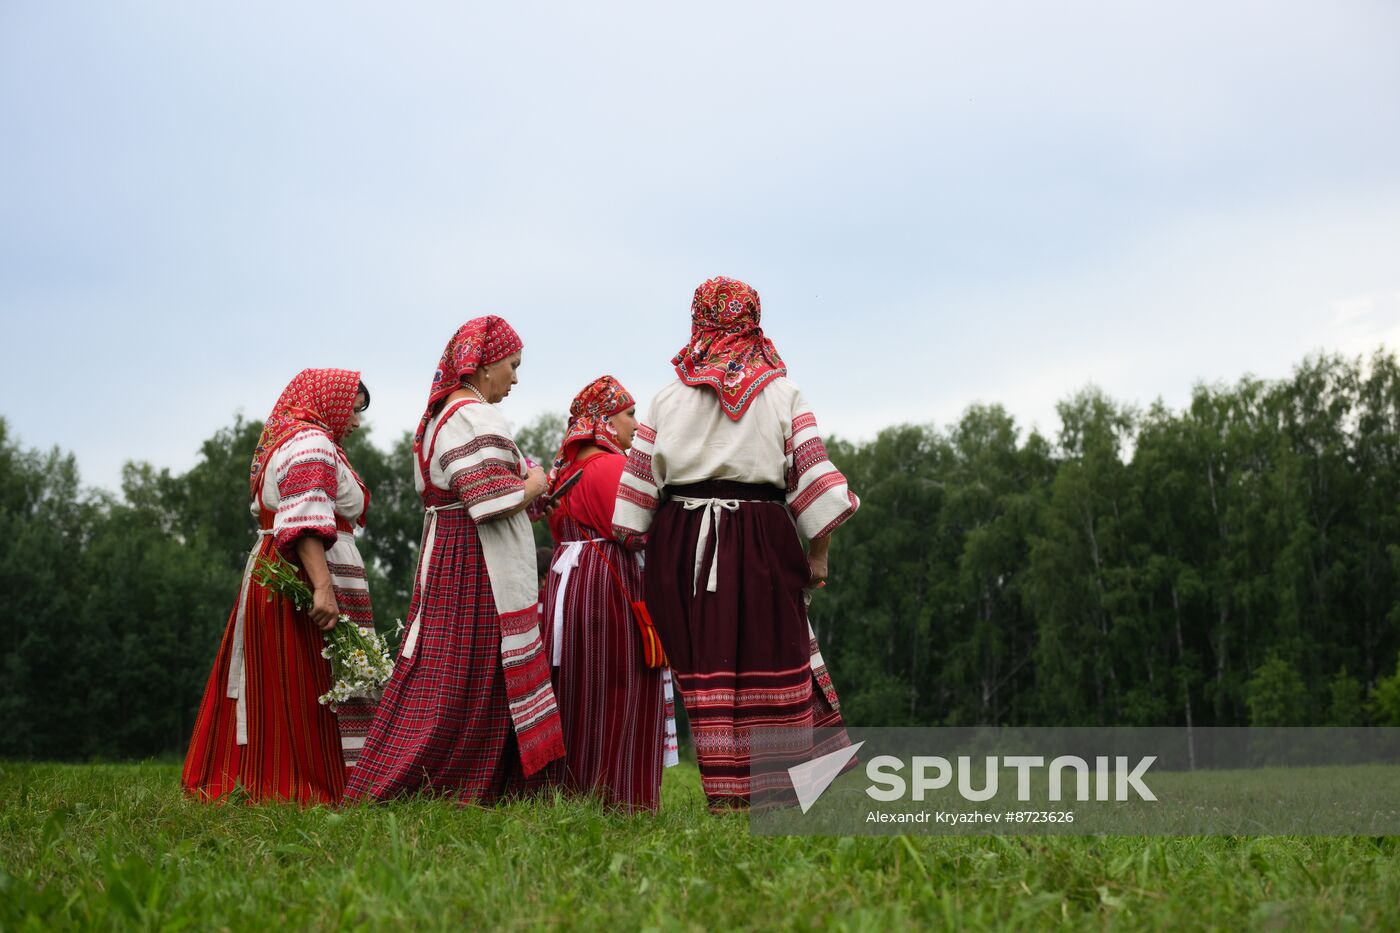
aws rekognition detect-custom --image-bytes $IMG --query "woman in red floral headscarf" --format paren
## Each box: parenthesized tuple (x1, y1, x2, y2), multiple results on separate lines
(345, 316, 566, 805)
(613, 276, 860, 811)
(183, 368, 377, 805)
(537, 375, 678, 812)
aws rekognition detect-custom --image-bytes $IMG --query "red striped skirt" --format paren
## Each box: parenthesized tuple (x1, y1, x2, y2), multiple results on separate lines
(542, 519, 665, 812)
(182, 534, 345, 805)
(644, 481, 847, 810)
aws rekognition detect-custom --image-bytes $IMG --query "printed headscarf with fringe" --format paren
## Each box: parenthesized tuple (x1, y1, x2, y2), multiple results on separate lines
(249, 367, 363, 500)
(672, 275, 786, 421)
(546, 375, 636, 492)
(413, 316, 524, 461)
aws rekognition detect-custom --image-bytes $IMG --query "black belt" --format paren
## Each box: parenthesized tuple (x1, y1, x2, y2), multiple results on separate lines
(667, 481, 785, 502)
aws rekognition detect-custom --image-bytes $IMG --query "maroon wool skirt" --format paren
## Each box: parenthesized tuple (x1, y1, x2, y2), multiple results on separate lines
(542, 521, 665, 813)
(644, 481, 845, 809)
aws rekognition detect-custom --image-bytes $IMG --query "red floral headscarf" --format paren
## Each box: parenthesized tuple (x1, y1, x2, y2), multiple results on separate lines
(547, 375, 636, 490)
(249, 367, 361, 496)
(672, 276, 786, 421)
(414, 315, 524, 455)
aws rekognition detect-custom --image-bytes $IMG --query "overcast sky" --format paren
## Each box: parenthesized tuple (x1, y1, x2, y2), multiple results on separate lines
(3, 1, 1399, 492)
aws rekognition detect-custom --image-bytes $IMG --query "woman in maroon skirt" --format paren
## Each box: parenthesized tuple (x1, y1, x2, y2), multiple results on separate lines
(344, 316, 565, 805)
(612, 276, 860, 810)
(540, 375, 678, 812)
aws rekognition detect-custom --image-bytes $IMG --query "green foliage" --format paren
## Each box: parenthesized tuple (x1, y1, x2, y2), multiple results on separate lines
(5, 349, 1400, 759)
(4, 762, 1400, 929)
(341, 427, 417, 626)
(1374, 655, 1400, 727)
(512, 410, 567, 467)
(1328, 669, 1366, 727)
(0, 418, 422, 759)
(1245, 655, 1307, 727)
(511, 410, 567, 550)
(817, 351, 1400, 730)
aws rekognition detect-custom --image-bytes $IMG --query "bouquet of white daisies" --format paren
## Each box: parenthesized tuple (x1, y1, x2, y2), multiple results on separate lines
(252, 553, 395, 708)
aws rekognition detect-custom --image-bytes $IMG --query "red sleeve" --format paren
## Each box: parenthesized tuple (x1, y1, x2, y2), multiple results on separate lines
(557, 454, 627, 539)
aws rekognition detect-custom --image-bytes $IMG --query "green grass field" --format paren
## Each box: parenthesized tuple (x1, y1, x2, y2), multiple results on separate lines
(2, 761, 1398, 930)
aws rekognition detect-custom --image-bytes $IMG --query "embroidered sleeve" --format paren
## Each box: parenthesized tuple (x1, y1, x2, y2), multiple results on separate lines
(438, 408, 527, 522)
(613, 417, 660, 546)
(785, 391, 860, 540)
(272, 430, 340, 557)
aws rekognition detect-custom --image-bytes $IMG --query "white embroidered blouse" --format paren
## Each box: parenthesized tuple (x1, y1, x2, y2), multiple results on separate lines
(613, 377, 859, 542)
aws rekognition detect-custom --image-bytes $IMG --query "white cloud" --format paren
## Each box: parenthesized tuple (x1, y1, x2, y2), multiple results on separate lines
(1331, 295, 1379, 327)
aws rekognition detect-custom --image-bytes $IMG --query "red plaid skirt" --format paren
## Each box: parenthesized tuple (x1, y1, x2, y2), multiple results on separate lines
(343, 511, 537, 804)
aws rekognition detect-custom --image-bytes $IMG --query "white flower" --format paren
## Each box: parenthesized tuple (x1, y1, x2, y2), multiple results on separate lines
(316, 624, 394, 700)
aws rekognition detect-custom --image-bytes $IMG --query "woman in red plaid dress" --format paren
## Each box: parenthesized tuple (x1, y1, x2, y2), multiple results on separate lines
(344, 317, 565, 804)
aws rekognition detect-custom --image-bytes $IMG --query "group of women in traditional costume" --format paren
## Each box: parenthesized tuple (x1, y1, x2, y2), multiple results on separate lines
(183, 276, 859, 814)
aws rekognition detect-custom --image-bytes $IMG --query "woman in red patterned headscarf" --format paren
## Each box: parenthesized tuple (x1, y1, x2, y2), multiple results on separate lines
(183, 368, 378, 804)
(345, 316, 566, 805)
(537, 375, 678, 812)
(613, 276, 860, 811)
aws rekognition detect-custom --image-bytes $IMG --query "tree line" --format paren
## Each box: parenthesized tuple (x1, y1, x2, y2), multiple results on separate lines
(3, 351, 1400, 759)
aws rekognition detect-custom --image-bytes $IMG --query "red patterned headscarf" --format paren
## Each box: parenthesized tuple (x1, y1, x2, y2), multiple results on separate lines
(547, 375, 636, 490)
(414, 315, 524, 455)
(249, 368, 361, 496)
(673, 276, 786, 421)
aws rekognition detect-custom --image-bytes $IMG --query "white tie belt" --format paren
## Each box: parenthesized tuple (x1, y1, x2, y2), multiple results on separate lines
(548, 538, 608, 666)
(225, 529, 274, 746)
(401, 501, 466, 660)
(671, 495, 774, 596)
